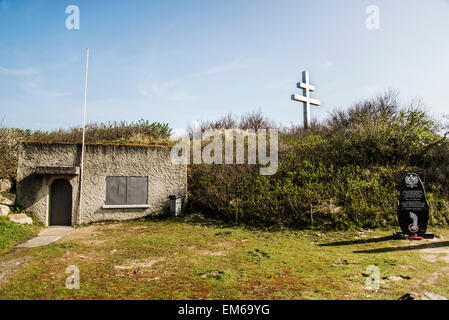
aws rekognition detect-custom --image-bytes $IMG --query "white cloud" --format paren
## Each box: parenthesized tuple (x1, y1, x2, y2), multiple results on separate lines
(21, 79, 78, 97)
(264, 79, 291, 90)
(137, 56, 251, 101)
(0, 66, 40, 76)
(138, 78, 199, 102)
(1, 64, 78, 97)
(197, 57, 249, 76)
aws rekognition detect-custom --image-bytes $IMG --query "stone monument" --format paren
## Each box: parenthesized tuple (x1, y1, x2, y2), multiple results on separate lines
(397, 173, 433, 238)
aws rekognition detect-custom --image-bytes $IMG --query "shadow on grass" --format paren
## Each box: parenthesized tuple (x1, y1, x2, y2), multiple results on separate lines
(353, 241, 449, 254)
(318, 236, 393, 247)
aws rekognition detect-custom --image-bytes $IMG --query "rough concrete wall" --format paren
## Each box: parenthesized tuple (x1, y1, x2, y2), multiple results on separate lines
(16, 143, 81, 226)
(16, 143, 187, 226)
(79, 144, 187, 224)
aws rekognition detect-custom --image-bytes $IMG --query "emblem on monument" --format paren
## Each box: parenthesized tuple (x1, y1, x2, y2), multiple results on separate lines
(404, 174, 419, 188)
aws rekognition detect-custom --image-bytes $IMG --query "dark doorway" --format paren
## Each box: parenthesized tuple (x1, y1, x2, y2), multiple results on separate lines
(50, 179, 72, 226)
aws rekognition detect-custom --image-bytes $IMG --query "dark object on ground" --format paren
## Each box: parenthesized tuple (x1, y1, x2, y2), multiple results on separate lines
(391, 232, 434, 240)
(397, 173, 430, 234)
(399, 292, 447, 300)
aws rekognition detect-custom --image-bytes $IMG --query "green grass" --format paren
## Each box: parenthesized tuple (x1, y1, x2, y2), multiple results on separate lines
(0, 216, 41, 255)
(1, 216, 449, 300)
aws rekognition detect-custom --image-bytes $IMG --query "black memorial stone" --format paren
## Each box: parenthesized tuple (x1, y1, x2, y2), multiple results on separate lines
(397, 173, 429, 235)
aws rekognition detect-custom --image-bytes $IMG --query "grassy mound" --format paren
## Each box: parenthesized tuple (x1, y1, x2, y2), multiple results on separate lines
(0, 216, 40, 255)
(188, 92, 449, 229)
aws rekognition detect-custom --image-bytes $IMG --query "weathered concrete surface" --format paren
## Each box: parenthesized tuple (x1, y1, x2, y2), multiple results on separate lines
(8, 214, 32, 225)
(16, 142, 188, 226)
(0, 179, 11, 193)
(35, 166, 80, 175)
(0, 204, 9, 217)
(0, 192, 15, 206)
(17, 227, 73, 248)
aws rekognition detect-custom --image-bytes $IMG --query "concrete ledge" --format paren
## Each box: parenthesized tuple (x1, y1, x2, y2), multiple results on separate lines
(102, 204, 150, 209)
(35, 166, 80, 175)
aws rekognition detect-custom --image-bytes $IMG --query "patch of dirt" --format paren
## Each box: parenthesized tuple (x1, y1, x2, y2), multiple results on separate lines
(419, 248, 449, 263)
(114, 257, 164, 270)
(415, 240, 449, 288)
(333, 259, 350, 266)
(382, 275, 411, 282)
(200, 251, 227, 256)
(187, 241, 239, 256)
(210, 241, 240, 250)
(0, 254, 31, 286)
(62, 225, 103, 242)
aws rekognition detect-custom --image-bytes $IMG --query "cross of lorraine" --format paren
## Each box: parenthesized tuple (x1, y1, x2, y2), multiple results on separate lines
(291, 71, 320, 129)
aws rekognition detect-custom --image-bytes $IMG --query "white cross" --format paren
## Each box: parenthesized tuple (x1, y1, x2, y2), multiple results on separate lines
(291, 71, 320, 129)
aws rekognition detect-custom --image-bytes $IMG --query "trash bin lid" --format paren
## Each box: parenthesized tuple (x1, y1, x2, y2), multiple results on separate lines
(169, 195, 184, 200)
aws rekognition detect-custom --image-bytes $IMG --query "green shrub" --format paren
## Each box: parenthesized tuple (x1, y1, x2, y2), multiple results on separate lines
(188, 92, 449, 229)
(0, 216, 40, 255)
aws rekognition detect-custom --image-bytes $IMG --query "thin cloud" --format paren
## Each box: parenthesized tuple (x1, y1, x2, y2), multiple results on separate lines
(197, 57, 249, 76)
(138, 77, 199, 102)
(138, 56, 251, 101)
(1, 64, 77, 97)
(264, 79, 292, 90)
(21, 79, 78, 97)
(0, 66, 40, 76)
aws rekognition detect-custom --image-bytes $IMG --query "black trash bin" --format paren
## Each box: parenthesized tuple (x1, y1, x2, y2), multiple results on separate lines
(169, 195, 184, 216)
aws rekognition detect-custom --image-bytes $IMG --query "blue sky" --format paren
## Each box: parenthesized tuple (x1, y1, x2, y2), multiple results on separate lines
(0, 0, 448, 134)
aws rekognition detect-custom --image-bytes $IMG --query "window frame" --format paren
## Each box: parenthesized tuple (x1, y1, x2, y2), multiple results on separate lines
(103, 176, 150, 209)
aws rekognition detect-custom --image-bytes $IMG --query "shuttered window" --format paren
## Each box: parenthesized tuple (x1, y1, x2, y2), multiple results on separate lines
(106, 176, 148, 205)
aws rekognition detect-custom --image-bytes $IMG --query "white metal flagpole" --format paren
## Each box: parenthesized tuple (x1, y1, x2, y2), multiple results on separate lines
(78, 48, 89, 225)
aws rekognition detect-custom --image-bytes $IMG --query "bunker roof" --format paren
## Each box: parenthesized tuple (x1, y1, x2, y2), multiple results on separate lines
(20, 140, 174, 149)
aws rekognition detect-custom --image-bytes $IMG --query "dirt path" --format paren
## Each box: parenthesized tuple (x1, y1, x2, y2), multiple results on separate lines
(0, 252, 31, 286)
(416, 235, 449, 289)
(0, 227, 74, 287)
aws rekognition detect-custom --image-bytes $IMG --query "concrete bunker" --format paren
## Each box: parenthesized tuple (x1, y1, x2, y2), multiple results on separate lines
(16, 142, 187, 226)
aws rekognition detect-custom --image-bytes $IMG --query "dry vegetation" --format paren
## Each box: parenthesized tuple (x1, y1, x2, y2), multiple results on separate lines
(188, 91, 449, 229)
(0, 120, 174, 180)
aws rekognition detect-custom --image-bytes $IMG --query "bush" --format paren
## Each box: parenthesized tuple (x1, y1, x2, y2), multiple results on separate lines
(0, 216, 40, 255)
(188, 92, 449, 229)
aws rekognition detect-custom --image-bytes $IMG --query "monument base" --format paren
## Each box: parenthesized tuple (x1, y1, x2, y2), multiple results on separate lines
(417, 232, 435, 239)
(391, 232, 435, 240)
